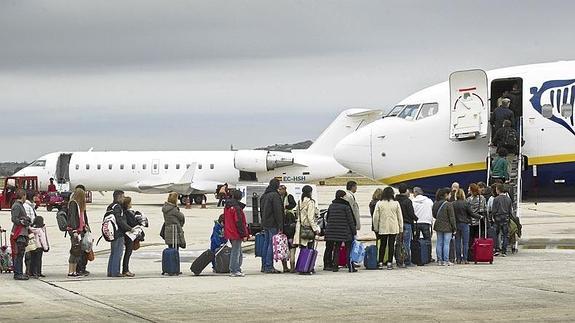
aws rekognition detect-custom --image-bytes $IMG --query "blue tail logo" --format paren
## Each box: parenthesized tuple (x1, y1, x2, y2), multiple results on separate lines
(530, 79, 575, 136)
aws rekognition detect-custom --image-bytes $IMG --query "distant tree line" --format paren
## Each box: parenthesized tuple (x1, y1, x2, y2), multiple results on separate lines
(0, 162, 28, 177)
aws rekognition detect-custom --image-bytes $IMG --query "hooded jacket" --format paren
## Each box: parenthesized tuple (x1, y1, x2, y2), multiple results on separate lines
(396, 194, 417, 225)
(259, 186, 284, 230)
(223, 199, 249, 241)
(411, 194, 434, 225)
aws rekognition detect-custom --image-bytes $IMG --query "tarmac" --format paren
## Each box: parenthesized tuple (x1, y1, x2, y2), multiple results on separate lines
(1, 185, 574, 322)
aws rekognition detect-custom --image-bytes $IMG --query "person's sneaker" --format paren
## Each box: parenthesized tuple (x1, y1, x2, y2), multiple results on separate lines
(501, 253, 507, 257)
(14, 275, 29, 281)
(78, 271, 90, 277)
(438, 261, 444, 266)
(447, 262, 454, 266)
(67, 272, 80, 278)
(386, 263, 393, 270)
(123, 272, 135, 277)
(494, 251, 500, 257)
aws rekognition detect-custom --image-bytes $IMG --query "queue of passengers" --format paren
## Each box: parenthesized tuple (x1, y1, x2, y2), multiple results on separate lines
(7, 177, 521, 280)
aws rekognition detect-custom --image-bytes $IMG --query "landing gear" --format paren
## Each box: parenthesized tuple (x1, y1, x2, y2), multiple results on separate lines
(179, 194, 207, 205)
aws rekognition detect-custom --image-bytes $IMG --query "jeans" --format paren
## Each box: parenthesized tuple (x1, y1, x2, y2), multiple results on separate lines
(403, 224, 413, 265)
(262, 228, 278, 271)
(455, 223, 470, 262)
(108, 236, 125, 277)
(230, 239, 243, 274)
(378, 234, 396, 265)
(436, 232, 452, 262)
(495, 221, 509, 254)
(123, 238, 134, 274)
(13, 242, 26, 276)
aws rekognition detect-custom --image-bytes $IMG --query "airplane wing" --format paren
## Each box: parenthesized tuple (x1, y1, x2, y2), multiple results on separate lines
(136, 163, 197, 193)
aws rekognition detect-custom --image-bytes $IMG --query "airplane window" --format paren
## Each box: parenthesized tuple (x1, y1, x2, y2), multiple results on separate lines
(386, 105, 405, 117)
(120, 164, 124, 170)
(417, 103, 439, 120)
(132, 164, 136, 170)
(198, 164, 203, 170)
(176, 164, 180, 170)
(153, 164, 158, 170)
(97, 164, 101, 170)
(108, 164, 113, 170)
(186, 164, 191, 169)
(541, 104, 553, 118)
(75, 165, 79, 170)
(86, 164, 90, 170)
(164, 164, 169, 170)
(210, 164, 214, 169)
(398, 104, 420, 120)
(29, 160, 46, 167)
(143, 164, 147, 170)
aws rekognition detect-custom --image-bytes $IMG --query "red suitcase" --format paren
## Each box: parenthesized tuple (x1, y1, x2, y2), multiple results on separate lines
(338, 244, 347, 267)
(473, 220, 494, 264)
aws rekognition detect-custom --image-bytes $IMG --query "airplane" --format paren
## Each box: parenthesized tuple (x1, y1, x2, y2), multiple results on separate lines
(14, 109, 381, 204)
(334, 61, 575, 201)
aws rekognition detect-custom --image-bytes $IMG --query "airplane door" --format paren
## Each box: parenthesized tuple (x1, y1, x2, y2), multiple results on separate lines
(449, 69, 489, 140)
(152, 159, 160, 175)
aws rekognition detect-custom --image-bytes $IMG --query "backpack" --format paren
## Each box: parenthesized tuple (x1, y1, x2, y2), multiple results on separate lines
(56, 209, 68, 232)
(503, 128, 517, 147)
(101, 204, 119, 242)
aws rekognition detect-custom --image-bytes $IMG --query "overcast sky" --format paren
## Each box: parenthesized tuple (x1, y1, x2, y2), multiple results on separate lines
(1, 0, 574, 161)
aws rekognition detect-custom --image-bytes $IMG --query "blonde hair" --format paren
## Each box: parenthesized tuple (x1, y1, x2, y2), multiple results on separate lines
(122, 196, 132, 209)
(167, 192, 179, 205)
(456, 189, 466, 201)
(71, 188, 86, 213)
(372, 188, 384, 201)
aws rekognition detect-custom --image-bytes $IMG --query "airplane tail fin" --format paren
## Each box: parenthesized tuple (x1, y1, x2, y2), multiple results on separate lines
(304, 109, 382, 156)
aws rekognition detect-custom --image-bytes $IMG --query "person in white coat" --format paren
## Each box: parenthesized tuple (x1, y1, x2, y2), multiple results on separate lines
(294, 185, 320, 250)
(373, 187, 403, 270)
(343, 181, 361, 231)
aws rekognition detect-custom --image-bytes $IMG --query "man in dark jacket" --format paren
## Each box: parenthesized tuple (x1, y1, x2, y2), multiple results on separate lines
(259, 179, 284, 273)
(491, 99, 515, 135)
(491, 184, 513, 257)
(396, 184, 417, 267)
(493, 120, 518, 154)
(11, 189, 30, 280)
(107, 190, 133, 277)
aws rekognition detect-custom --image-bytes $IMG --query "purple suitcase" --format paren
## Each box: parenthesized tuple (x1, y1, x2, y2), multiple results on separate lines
(295, 247, 317, 274)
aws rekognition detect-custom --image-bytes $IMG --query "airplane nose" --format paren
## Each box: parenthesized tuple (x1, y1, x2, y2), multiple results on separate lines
(334, 126, 375, 179)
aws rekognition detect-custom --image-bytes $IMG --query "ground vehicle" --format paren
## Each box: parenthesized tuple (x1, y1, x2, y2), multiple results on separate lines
(0, 176, 39, 210)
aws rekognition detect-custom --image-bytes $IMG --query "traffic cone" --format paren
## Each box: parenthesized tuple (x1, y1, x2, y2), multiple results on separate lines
(201, 197, 207, 209)
(185, 196, 191, 209)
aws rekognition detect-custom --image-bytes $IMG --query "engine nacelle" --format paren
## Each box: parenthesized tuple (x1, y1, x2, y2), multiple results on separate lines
(234, 150, 294, 172)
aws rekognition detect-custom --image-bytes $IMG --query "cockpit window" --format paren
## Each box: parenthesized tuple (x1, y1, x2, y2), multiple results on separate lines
(385, 105, 405, 117)
(29, 160, 46, 167)
(397, 104, 420, 120)
(417, 103, 439, 120)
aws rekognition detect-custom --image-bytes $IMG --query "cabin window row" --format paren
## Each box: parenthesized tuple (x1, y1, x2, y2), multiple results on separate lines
(75, 163, 215, 170)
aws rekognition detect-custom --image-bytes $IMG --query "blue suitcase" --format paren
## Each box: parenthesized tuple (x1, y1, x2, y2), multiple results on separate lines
(162, 225, 181, 275)
(255, 232, 265, 257)
(419, 239, 431, 265)
(364, 245, 378, 269)
(162, 247, 180, 275)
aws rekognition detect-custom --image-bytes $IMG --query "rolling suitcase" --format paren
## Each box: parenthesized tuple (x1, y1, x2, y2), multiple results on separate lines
(214, 245, 231, 274)
(272, 233, 289, 262)
(161, 225, 180, 275)
(364, 245, 378, 270)
(473, 219, 494, 264)
(191, 249, 215, 275)
(254, 232, 265, 258)
(295, 245, 318, 274)
(338, 244, 347, 267)
(419, 238, 431, 265)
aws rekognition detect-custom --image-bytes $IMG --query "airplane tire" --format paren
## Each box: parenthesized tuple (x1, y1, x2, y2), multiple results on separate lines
(193, 195, 204, 205)
(179, 195, 189, 205)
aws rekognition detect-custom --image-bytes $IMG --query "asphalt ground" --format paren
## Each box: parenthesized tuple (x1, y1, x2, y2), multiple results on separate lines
(1, 186, 574, 322)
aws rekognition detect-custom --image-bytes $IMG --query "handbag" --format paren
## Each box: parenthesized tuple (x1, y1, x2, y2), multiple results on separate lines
(133, 239, 141, 251)
(25, 233, 38, 253)
(298, 201, 316, 241)
(86, 249, 95, 261)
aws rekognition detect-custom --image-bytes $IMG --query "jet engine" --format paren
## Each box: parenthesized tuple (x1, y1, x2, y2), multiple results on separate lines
(233, 150, 294, 172)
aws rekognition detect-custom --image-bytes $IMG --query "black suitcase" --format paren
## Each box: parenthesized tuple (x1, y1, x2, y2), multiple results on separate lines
(411, 239, 422, 266)
(190, 249, 214, 276)
(214, 245, 231, 273)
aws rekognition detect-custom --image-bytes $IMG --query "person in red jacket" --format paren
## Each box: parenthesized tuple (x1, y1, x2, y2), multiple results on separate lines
(223, 190, 249, 277)
(47, 178, 57, 193)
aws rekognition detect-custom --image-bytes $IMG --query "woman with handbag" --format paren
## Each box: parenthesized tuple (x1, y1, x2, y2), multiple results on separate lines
(67, 187, 89, 278)
(122, 196, 138, 277)
(294, 185, 320, 248)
